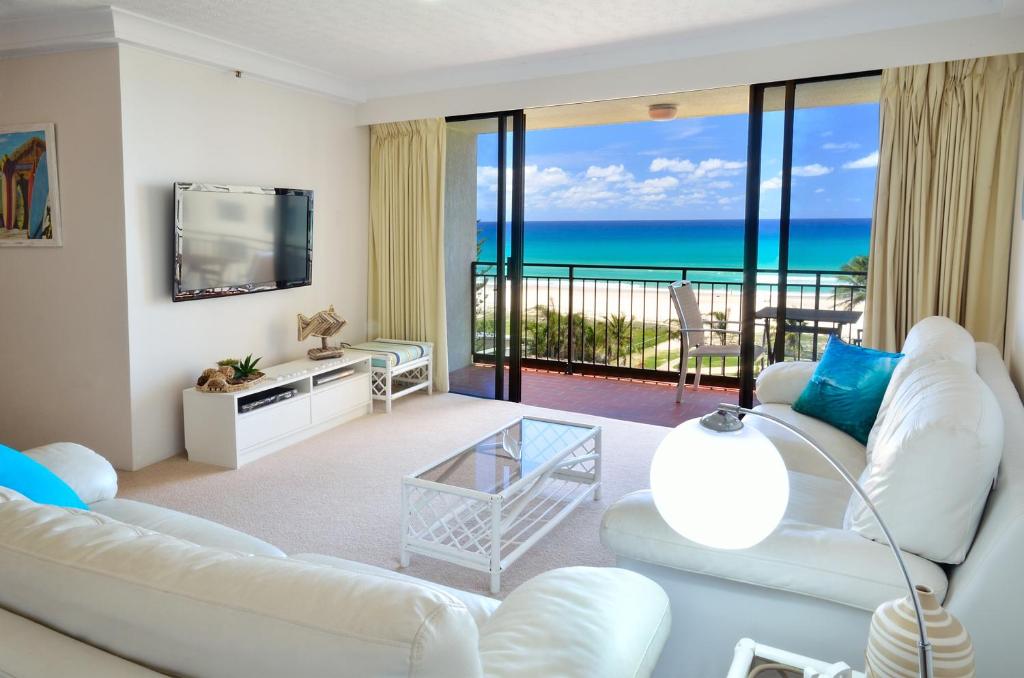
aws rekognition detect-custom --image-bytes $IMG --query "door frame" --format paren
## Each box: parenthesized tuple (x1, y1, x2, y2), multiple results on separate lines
(739, 71, 881, 407)
(445, 110, 527, 402)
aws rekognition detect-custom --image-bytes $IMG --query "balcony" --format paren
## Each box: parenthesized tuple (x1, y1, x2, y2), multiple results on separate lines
(455, 262, 865, 421)
(472, 262, 866, 378)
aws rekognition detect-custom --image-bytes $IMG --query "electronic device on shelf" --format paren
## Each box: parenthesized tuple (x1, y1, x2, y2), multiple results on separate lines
(313, 367, 355, 387)
(237, 386, 299, 414)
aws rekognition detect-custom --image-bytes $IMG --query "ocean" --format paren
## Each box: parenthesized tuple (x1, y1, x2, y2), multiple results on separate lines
(476, 218, 870, 282)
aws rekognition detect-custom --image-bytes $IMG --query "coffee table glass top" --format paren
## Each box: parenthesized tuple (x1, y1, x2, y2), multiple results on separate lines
(415, 417, 598, 494)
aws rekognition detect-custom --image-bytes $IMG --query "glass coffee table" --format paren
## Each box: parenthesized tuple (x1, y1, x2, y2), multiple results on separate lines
(400, 416, 602, 593)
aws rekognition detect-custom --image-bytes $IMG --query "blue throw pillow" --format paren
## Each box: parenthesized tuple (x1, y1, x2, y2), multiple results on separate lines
(0, 444, 88, 509)
(792, 337, 903, 445)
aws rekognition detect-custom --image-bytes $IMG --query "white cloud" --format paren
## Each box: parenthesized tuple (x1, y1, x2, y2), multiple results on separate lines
(480, 154, 748, 215)
(760, 175, 782, 191)
(815, 188, 826, 194)
(843, 151, 879, 169)
(649, 157, 696, 173)
(822, 141, 860, 151)
(690, 158, 746, 180)
(585, 164, 631, 182)
(477, 166, 499, 191)
(791, 163, 832, 177)
(524, 165, 571, 194)
(632, 176, 679, 194)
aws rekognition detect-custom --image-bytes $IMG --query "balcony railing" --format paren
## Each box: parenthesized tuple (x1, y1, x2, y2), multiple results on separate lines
(470, 262, 866, 384)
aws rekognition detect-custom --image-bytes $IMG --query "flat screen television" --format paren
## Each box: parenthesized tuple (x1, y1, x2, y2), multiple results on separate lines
(173, 182, 313, 302)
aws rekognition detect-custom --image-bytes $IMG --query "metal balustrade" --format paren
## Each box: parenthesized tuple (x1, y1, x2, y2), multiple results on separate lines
(469, 261, 866, 384)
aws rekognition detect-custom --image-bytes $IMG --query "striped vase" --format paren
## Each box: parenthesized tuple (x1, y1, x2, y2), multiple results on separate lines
(865, 584, 975, 677)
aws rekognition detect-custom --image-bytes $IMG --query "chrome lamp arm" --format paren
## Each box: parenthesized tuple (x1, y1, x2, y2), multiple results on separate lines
(709, 403, 933, 678)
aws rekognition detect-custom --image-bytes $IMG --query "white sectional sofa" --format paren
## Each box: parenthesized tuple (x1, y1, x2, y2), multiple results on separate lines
(601, 323, 1024, 676)
(0, 443, 670, 678)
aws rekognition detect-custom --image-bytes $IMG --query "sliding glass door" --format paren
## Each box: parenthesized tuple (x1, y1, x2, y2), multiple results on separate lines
(740, 74, 881, 406)
(443, 111, 526, 402)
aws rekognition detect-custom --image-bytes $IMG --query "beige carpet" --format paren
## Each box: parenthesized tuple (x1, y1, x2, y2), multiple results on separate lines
(118, 393, 669, 597)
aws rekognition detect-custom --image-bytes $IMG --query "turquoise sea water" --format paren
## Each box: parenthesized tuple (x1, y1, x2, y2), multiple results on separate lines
(477, 218, 870, 281)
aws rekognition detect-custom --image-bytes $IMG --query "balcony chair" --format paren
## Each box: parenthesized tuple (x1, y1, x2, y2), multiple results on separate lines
(668, 280, 764, 402)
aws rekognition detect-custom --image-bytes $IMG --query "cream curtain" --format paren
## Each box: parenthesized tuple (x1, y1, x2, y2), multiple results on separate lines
(865, 54, 1024, 351)
(369, 119, 449, 392)
(864, 54, 1024, 350)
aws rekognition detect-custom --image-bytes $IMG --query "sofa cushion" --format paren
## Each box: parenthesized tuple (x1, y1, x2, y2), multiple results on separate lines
(0, 444, 88, 510)
(867, 316, 977, 453)
(600, 484, 947, 613)
(748, 404, 867, 480)
(0, 607, 163, 678)
(0, 500, 482, 678)
(791, 337, 903, 445)
(845, 359, 1003, 564)
(0, 486, 29, 502)
(91, 498, 285, 558)
(292, 552, 499, 626)
(22, 442, 119, 505)
(754, 360, 818, 405)
(478, 567, 670, 678)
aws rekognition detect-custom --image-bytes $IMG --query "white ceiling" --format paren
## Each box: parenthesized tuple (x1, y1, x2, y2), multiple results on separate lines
(0, 0, 1014, 102)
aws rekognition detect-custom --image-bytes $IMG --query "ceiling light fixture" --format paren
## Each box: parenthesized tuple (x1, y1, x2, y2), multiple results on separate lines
(648, 103, 678, 121)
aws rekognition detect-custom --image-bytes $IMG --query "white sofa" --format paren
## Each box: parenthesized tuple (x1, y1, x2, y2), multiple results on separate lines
(0, 444, 670, 678)
(601, 332, 1024, 676)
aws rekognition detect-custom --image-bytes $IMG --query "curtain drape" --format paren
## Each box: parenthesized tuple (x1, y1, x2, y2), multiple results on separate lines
(369, 118, 449, 392)
(864, 54, 1024, 351)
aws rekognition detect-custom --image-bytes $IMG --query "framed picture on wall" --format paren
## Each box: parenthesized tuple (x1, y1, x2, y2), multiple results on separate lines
(0, 123, 62, 247)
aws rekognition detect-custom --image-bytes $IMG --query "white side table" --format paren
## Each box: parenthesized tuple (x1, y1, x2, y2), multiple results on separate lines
(727, 638, 865, 678)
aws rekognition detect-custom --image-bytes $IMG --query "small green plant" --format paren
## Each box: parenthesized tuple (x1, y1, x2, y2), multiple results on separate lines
(232, 354, 262, 380)
(217, 358, 240, 367)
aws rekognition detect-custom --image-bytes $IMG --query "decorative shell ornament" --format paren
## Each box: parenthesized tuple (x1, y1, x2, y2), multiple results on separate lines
(297, 305, 347, 360)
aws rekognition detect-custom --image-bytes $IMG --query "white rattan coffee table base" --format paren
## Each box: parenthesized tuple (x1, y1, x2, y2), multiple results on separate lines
(399, 417, 601, 593)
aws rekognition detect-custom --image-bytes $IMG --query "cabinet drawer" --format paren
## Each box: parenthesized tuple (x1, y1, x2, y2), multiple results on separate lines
(311, 374, 370, 424)
(236, 396, 310, 450)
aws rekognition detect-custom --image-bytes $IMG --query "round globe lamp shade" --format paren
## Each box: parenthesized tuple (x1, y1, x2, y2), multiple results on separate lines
(650, 418, 790, 550)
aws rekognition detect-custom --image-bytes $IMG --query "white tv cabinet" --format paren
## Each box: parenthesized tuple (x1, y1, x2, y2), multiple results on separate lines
(183, 354, 372, 468)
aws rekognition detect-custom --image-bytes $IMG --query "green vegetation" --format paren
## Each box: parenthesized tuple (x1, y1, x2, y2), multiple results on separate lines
(836, 254, 868, 310)
(232, 354, 262, 380)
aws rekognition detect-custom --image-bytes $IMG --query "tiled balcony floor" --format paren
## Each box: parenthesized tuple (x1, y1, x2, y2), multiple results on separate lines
(449, 364, 740, 428)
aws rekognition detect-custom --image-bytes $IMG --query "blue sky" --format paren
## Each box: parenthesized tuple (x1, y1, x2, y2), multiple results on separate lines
(476, 102, 879, 221)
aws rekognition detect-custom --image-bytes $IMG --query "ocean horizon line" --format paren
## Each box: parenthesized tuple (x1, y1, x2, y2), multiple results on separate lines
(477, 217, 872, 223)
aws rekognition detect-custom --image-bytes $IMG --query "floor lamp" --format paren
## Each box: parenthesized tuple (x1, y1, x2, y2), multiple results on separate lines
(650, 403, 932, 678)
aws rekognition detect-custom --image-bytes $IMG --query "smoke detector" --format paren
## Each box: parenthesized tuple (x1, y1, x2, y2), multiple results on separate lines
(648, 103, 678, 121)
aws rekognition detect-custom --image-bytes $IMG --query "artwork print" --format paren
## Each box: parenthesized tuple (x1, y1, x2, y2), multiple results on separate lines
(0, 123, 62, 247)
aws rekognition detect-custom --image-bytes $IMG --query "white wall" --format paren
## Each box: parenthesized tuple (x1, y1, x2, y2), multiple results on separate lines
(119, 46, 369, 469)
(443, 128, 477, 373)
(0, 48, 135, 468)
(357, 13, 1024, 125)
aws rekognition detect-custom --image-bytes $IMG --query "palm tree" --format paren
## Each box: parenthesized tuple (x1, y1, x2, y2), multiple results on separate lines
(837, 254, 868, 310)
(606, 314, 631, 365)
(709, 311, 728, 345)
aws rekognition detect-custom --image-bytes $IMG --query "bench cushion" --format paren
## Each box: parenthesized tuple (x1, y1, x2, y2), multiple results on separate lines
(352, 339, 432, 368)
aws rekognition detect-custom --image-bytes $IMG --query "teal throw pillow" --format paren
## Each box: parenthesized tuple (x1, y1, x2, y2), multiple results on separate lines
(792, 337, 903, 445)
(0, 444, 88, 509)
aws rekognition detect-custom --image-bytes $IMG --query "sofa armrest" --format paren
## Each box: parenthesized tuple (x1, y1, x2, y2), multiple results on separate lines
(478, 566, 670, 678)
(754, 361, 818, 405)
(22, 443, 117, 504)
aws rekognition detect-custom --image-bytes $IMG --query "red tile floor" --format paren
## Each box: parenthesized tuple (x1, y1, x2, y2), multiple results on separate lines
(449, 364, 741, 428)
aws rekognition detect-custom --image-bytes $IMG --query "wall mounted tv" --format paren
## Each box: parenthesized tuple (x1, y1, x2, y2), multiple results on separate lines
(173, 182, 313, 302)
